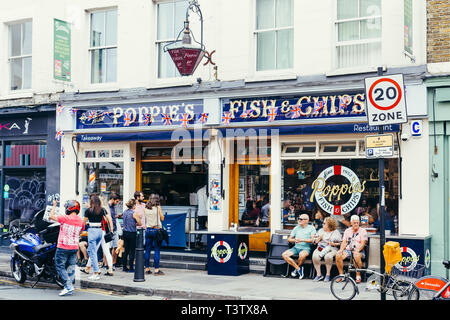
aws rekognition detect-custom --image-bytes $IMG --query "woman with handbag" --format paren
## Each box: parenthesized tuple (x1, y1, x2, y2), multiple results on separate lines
(144, 194, 165, 275)
(82, 194, 114, 279)
(122, 198, 142, 272)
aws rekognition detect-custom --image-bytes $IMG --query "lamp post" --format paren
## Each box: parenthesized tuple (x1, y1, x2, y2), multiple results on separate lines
(164, 0, 206, 76)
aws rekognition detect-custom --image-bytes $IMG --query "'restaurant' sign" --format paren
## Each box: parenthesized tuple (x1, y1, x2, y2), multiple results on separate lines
(222, 92, 366, 125)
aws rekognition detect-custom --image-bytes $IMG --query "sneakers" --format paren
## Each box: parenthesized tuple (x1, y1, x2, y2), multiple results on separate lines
(154, 270, 165, 276)
(59, 288, 73, 296)
(88, 274, 100, 281)
(313, 275, 324, 282)
(290, 269, 298, 278)
(324, 275, 331, 282)
(298, 267, 304, 280)
(80, 259, 88, 268)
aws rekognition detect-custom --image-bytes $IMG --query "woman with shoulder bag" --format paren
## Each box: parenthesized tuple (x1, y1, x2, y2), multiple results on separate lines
(122, 198, 142, 272)
(82, 194, 114, 279)
(144, 194, 165, 275)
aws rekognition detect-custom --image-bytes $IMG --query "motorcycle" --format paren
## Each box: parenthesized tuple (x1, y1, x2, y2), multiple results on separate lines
(2, 210, 64, 288)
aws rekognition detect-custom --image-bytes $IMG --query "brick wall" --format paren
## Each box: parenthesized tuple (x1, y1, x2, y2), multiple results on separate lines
(427, 0, 450, 63)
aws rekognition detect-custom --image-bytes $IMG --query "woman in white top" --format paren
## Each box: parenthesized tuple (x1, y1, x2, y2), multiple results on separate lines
(312, 216, 342, 282)
(144, 194, 165, 275)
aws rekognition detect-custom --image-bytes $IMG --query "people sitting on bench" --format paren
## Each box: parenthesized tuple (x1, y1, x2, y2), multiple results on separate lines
(281, 214, 316, 279)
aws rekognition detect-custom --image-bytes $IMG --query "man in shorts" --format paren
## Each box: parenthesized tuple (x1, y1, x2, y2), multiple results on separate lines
(282, 214, 316, 279)
(336, 215, 368, 283)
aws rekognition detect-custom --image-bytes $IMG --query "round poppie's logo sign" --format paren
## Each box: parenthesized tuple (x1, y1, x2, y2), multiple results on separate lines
(311, 165, 366, 215)
(211, 241, 233, 264)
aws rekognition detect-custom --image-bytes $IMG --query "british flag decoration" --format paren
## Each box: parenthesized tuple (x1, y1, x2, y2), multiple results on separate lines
(198, 112, 209, 124)
(291, 105, 302, 119)
(240, 110, 251, 119)
(314, 100, 327, 113)
(61, 146, 65, 159)
(55, 130, 64, 141)
(339, 96, 351, 112)
(69, 107, 77, 115)
(123, 112, 133, 127)
(180, 113, 190, 128)
(222, 111, 232, 126)
(142, 113, 153, 126)
(162, 114, 173, 126)
(86, 110, 97, 121)
(267, 107, 278, 122)
(56, 104, 64, 115)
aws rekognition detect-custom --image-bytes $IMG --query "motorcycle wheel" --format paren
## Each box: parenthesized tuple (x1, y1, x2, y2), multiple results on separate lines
(11, 255, 26, 284)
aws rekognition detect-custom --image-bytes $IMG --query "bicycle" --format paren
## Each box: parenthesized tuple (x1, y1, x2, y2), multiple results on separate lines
(330, 254, 424, 300)
(407, 260, 450, 300)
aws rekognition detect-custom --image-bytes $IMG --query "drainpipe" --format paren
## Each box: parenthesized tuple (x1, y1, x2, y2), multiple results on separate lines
(444, 123, 449, 279)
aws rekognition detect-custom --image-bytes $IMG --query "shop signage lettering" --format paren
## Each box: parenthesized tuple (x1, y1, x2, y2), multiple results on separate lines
(222, 93, 366, 124)
(76, 100, 204, 130)
(211, 240, 233, 263)
(311, 165, 365, 215)
(394, 246, 419, 272)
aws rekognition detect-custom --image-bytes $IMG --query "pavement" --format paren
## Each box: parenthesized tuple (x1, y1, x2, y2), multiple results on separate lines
(0, 247, 389, 300)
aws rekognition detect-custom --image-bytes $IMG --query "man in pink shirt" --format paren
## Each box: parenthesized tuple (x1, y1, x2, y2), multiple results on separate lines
(49, 199, 84, 296)
(335, 215, 368, 283)
(134, 191, 146, 230)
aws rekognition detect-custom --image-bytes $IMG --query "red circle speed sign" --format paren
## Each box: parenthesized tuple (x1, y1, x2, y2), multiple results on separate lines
(368, 78, 403, 111)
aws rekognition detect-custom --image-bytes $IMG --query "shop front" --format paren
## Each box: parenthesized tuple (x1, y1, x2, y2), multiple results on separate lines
(221, 87, 429, 257)
(0, 110, 60, 227)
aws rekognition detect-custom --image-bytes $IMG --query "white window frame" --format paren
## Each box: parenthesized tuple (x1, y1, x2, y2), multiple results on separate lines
(88, 8, 118, 84)
(334, 0, 382, 70)
(8, 20, 32, 91)
(254, 0, 294, 73)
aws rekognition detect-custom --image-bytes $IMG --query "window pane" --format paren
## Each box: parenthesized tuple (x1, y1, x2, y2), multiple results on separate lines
(337, 42, 381, 68)
(10, 24, 21, 57)
(106, 48, 117, 82)
(175, 1, 188, 38)
(337, 0, 358, 20)
(276, 0, 293, 28)
(256, 0, 274, 30)
(91, 12, 105, 47)
(338, 21, 359, 41)
(158, 3, 174, 40)
(360, 0, 381, 17)
(22, 21, 32, 55)
(158, 42, 178, 78)
(361, 17, 381, 39)
(23, 57, 32, 89)
(91, 49, 105, 83)
(10, 58, 22, 90)
(276, 29, 293, 69)
(257, 31, 276, 71)
(105, 10, 117, 46)
(4, 141, 46, 166)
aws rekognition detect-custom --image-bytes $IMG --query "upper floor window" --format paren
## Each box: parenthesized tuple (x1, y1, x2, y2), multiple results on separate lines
(255, 0, 293, 71)
(156, 0, 188, 78)
(9, 21, 32, 91)
(90, 9, 117, 83)
(336, 0, 382, 69)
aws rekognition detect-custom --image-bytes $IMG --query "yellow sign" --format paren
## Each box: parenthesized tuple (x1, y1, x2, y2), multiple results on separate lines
(366, 134, 394, 148)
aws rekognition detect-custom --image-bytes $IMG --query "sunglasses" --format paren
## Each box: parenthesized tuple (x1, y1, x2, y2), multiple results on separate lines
(298, 218, 308, 221)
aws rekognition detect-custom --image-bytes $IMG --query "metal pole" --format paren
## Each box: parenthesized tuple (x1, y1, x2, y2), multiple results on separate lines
(185, 208, 192, 251)
(377, 66, 386, 301)
(133, 229, 145, 282)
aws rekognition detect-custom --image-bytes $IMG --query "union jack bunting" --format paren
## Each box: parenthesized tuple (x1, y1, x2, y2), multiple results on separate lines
(123, 112, 133, 126)
(142, 113, 153, 126)
(267, 107, 278, 122)
(162, 114, 173, 126)
(313, 100, 327, 112)
(55, 130, 64, 141)
(69, 107, 77, 115)
(86, 110, 97, 120)
(222, 111, 232, 126)
(291, 105, 302, 119)
(198, 112, 209, 124)
(240, 110, 251, 119)
(180, 113, 190, 128)
(56, 104, 64, 115)
(61, 146, 65, 159)
(339, 96, 351, 111)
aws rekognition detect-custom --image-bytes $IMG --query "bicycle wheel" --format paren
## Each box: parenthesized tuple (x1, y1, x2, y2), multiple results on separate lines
(393, 280, 416, 300)
(330, 275, 357, 300)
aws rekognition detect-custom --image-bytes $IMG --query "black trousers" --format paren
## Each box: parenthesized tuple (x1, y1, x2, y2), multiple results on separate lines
(196, 216, 208, 243)
(122, 231, 137, 269)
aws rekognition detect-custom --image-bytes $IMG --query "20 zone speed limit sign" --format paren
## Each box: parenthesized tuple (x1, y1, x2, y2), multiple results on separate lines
(364, 74, 408, 126)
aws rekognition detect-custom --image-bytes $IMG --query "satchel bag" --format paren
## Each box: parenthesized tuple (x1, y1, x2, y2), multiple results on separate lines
(101, 212, 114, 243)
(155, 207, 169, 246)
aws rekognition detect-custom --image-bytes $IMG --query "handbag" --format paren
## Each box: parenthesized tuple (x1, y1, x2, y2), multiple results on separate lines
(155, 207, 169, 246)
(104, 231, 114, 243)
(101, 210, 114, 243)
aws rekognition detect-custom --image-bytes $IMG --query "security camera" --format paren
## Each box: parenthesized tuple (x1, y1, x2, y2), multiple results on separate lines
(401, 132, 411, 141)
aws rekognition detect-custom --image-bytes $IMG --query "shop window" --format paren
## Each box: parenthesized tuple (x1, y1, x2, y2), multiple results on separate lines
(9, 20, 32, 91)
(84, 150, 96, 158)
(335, 0, 382, 69)
(282, 158, 399, 235)
(82, 162, 123, 206)
(4, 141, 46, 167)
(98, 150, 110, 158)
(281, 144, 316, 157)
(111, 149, 123, 158)
(319, 142, 357, 156)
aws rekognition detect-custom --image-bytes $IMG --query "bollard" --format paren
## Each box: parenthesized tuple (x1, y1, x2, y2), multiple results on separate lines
(134, 228, 145, 282)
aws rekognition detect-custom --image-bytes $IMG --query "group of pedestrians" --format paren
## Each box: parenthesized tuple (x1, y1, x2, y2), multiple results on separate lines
(51, 190, 166, 296)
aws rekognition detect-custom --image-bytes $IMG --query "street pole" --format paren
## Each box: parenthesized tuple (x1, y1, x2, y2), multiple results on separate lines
(377, 66, 386, 301)
(134, 229, 145, 282)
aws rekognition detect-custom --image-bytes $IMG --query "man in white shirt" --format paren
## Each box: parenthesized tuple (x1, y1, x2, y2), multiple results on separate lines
(196, 185, 208, 246)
